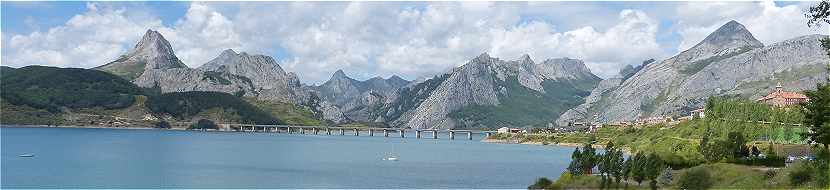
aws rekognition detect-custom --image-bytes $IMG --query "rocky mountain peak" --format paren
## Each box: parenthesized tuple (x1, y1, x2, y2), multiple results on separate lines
(388, 75, 407, 83)
(698, 20, 763, 48)
(668, 20, 764, 66)
(130, 30, 180, 64)
(220, 49, 238, 57)
(520, 54, 533, 64)
(331, 69, 348, 80)
(95, 29, 186, 80)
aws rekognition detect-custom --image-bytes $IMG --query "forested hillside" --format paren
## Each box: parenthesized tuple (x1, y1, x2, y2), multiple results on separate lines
(1, 66, 143, 112)
(146, 91, 283, 125)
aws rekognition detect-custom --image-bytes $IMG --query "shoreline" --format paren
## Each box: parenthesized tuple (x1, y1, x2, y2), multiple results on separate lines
(3, 125, 621, 152)
(1, 124, 161, 130)
(479, 137, 633, 154)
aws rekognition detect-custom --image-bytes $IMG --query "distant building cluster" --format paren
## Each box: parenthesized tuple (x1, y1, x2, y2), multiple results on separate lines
(757, 83, 810, 107)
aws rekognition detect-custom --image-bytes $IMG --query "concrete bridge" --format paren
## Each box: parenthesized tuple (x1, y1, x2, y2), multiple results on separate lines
(219, 124, 496, 140)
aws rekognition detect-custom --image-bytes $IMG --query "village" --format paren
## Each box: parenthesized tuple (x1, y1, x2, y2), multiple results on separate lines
(493, 83, 812, 135)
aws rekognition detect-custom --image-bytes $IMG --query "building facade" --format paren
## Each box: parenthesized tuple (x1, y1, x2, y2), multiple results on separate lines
(757, 83, 809, 107)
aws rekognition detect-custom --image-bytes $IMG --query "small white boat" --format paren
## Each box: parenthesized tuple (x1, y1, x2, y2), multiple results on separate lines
(384, 153, 399, 161)
(19, 154, 34, 157)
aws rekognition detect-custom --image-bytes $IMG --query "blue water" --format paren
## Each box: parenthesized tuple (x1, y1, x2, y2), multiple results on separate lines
(1, 127, 573, 188)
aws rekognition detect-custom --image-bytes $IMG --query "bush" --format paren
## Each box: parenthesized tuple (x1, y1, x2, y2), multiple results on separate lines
(528, 177, 552, 189)
(789, 162, 814, 186)
(190, 119, 218, 130)
(678, 167, 713, 190)
(727, 156, 785, 167)
(764, 170, 777, 180)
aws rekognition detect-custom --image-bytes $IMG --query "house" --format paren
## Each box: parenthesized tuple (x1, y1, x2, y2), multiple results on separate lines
(636, 116, 672, 125)
(690, 108, 705, 119)
(757, 83, 809, 107)
(497, 127, 521, 134)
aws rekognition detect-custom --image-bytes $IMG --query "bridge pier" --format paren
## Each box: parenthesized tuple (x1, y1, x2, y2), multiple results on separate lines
(384, 129, 389, 137)
(467, 131, 472, 140)
(301, 128, 306, 134)
(369, 129, 374, 136)
(416, 130, 422, 138)
(287, 127, 292, 134)
(313, 128, 319, 135)
(432, 131, 438, 139)
(399, 129, 405, 138)
(353, 128, 359, 136)
(449, 131, 455, 140)
(339, 128, 345, 135)
(326, 128, 331, 135)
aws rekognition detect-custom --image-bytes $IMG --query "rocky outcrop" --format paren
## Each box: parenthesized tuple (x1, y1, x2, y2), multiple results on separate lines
(98, 30, 347, 123)
(95, 30, 188, 80)
(569, 20, 830, 123)
(198, 49, 309, 103)
(385, 53, 600, 129)
(555, 78, 622, 126)
(312, 70, 410, 122)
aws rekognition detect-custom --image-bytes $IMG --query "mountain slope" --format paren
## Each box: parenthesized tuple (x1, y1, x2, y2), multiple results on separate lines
(383, 53, 600, 129)
(96, 30, 338, 123)
(95, 30, 187, 80)
(198, 49, 309, 103)
(312, 70, 410, 122)
(2, 66, 143, 112)
(564, 20, 830, 123)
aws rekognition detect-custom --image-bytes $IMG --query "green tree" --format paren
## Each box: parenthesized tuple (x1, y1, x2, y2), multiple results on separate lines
(622, 157, 632, 189)
(609, 146, 626, 188)
(631, 153, 647, 186)
(726, 132, 749, 159)
(528, 177, 552, 190)
(678, 167, 713, 190)
(801, 84, 830, 149)
(805, 0, 830, 57)
(645, 153, 665, 190)
(567, 148, 584, 175)
(580, 142, 598, 175)
(597, 142, 615, 188)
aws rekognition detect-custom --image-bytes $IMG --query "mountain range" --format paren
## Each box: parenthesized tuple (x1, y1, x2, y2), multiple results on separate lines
(557, 20, 829, 125)
(65, 20, 830, 129)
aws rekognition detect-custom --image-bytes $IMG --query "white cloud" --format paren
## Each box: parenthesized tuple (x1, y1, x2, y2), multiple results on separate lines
(159, 2, 242, 67)
(2, 2, 242, 69)
(4, 1, 824, 84)
(2, 3, 162, 68)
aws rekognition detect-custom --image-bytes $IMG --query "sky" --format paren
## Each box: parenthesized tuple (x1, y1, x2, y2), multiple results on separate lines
(2, 1, 828, 84)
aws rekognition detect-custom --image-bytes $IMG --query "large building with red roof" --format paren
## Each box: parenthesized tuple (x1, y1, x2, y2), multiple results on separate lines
(757, 83, 809, 107)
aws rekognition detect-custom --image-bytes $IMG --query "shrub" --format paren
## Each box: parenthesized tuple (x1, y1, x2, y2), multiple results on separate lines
(528, 177, 552, 189)
(727, 156, 785, 167)
(678, 167, 713, 190)
(764, 170, 777, 180)
(789, 162, 814, 186)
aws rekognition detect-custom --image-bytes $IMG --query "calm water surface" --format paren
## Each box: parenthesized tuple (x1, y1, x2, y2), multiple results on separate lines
(1, 127, 573, 188)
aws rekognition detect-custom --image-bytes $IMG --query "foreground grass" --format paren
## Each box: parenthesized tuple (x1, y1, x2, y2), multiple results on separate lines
(493, 119, 811, 168)
(539, 163, 814, 189)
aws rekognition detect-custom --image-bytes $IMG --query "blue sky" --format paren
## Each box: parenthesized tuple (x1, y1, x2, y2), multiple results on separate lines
(2, 1, 827, 84)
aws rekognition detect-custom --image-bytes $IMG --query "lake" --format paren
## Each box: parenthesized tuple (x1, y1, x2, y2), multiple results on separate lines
(1, 127, 573, 188)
